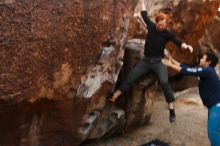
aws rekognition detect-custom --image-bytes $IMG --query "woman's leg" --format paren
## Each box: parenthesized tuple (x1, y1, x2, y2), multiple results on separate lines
(152, 62, 175, 103)
(152, 62, 176, 122)
(110, 60, 151, 102)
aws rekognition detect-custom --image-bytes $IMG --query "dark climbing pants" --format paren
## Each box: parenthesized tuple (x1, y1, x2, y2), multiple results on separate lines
(118, 57, 175, 103)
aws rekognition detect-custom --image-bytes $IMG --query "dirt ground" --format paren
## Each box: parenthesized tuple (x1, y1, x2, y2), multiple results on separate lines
(82, 87, 210, 146)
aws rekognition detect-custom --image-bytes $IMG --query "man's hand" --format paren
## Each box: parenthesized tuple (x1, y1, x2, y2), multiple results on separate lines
(181, 43, 193, 53)
(162, 58, 182, 72)
(161, 58, 172, 67)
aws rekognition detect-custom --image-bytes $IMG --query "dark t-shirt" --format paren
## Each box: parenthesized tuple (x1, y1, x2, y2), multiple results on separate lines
(141, 11, 182, 58)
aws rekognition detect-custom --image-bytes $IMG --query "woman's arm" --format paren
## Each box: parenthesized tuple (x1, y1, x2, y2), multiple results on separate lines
(168, 32, 193, 53)
(140, 0, 155, 29)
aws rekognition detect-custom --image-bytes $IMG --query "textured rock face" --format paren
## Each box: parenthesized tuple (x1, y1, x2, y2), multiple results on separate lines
(0, 0, 136, 101)
(0, 0, 219, 146)
(168, 0, 219, 65)
(199, 11, 220, 52)
(0, 0, 139, 145)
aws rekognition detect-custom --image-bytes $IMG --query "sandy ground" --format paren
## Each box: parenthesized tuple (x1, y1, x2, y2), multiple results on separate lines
(82, 88, 210, 146)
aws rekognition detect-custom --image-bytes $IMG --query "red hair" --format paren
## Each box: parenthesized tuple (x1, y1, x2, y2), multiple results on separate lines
(155, 13, 167, 23)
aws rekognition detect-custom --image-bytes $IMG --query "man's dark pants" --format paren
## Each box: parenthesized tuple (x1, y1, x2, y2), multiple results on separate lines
(118, 57, 175, 103)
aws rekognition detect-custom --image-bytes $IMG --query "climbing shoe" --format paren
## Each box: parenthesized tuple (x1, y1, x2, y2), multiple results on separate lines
(169, 109, 176, 123)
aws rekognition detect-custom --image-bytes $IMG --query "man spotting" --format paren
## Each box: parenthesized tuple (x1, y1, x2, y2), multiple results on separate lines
(162, 51, 220, 146)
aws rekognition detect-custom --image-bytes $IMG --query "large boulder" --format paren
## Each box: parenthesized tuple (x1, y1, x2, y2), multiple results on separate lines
(0, 0, 139, 145)
(120, 39, 157, 129)
(199, 11, 220, 52)
(0, 0, 219, 146)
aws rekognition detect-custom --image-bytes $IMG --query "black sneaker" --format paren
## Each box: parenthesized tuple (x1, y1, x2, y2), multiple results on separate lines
(169, 109, 176, 123)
